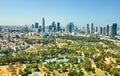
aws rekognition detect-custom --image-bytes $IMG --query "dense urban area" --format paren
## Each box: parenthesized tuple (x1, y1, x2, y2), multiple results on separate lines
(0, 18, 120, 76)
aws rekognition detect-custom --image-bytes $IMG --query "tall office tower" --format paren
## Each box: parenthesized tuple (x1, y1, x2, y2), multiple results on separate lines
(103, 27, 106, 35)
(42, 18, 45, 32)
(91, 23, 94, 34)
(0, 25, 1, 33)
(52, 21, 56, 32)
(25, 25, 29, 32)
(32, 24, 34, 28)
(86, 24, 90, 34)
(67, 22, 74, 33)
(99, 27, 103, 35)
(38, 25, 42, 33)
(48, 25, 52, 32)
(118, 27, 120, 35)
(106, 25, 109, 36)
(111, 23, 117, 37)
(35, 22, 39, 28)
(57, 22, 61, 32)
(95, 26, 98, 32)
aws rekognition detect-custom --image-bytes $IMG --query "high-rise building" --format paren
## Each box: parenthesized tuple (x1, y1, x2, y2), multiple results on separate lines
(99, 27, 102, 35)
(0, 25, 1, 33)
(35, 22, 39, 28)
(42, 18, 45, 32)
(48, 25, 52, 32)
(103, 27, 106, 35)
(67, 22, 74, 33)
(57, 22, 61, 32)
(106, 25, 109, 36)
(25, 25, 29, 32)
(95, 26, 98, 32)
(111, 23, 117, 37)
(52, 21, 56, 32)
(91, 23, 94, 34)
(32, 24, 34, 28)
(86, 24, 90, 34)
(38, 25, 42, 33)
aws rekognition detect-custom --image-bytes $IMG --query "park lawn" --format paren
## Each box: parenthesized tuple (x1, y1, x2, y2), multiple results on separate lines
(82, 68, 93, 76)
(53, 70, 60, 76)
(95, 68, 108, 76)
(82, 68, 108, 76)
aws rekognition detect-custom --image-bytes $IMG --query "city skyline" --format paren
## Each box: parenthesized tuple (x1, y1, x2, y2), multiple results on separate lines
(0, 0, 120, 26)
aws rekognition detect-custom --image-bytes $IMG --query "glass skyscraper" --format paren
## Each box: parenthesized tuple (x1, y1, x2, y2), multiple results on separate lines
(42, 18, 45, 32)
(111, 23, 117, 37)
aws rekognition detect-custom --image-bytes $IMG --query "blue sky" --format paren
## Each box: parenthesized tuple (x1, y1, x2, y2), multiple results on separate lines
(0, 0, 120, 27)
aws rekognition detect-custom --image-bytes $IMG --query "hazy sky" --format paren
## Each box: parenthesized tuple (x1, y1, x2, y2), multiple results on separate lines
(0, 0, 120, 27)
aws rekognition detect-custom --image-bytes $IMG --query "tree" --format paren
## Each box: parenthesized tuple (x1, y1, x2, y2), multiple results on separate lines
(61, 63, 69, 72)
(82, 57, 92, 71)
(20, 68, 32, 76)
(0, 50, 9, 54)
(68, 70, 78, 76)
(44, 62, 55, 71)
(19, 69, 23, 75)
(113, 70, 120, 76)
(78, 70, 84, 76)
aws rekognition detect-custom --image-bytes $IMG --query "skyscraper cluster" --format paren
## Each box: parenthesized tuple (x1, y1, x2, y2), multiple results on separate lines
(0, 18, 118, 38)
(86, 23, 94, 34)
(32, 18, 46, 33)
(30, 18, 118, 38)
(31, 18, 62, 34)
(86, 23, 118, 37)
